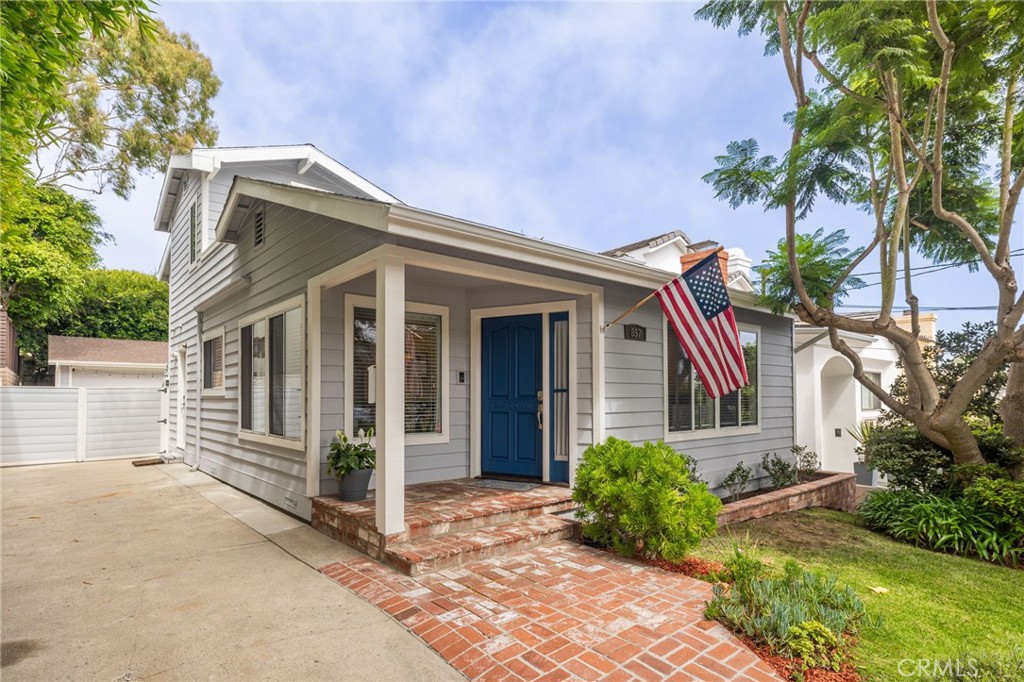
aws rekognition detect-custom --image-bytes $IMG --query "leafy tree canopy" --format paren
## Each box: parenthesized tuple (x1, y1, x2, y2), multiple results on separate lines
(697, 0, 1024, 469)
(0, 0, 156, 181)
(37, 15, 221, 197)
(0, 173, 107, 328)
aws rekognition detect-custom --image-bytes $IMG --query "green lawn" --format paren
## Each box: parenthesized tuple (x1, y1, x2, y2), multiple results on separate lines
(697, 509, 1024, 681)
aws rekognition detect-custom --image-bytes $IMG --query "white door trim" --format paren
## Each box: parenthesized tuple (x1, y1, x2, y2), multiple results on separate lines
(175, 345, 187, 452)
(470, 301, 577, 483)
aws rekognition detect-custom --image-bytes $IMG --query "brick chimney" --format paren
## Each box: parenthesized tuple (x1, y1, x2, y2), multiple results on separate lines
(680, 248, 729, 282)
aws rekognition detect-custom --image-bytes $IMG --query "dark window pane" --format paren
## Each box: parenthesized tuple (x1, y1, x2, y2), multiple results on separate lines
(352, 307, 377, 435)
(269, 314, 285, 436)
(667, 338, 693, 432)
(740, 331, 758, 426)
(203, 340, 213, 389)
(719, 390, 739, 427)
(241, 325, 253, 430)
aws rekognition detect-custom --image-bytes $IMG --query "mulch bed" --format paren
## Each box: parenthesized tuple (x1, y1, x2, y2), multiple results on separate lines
(641, 555, 727, 582)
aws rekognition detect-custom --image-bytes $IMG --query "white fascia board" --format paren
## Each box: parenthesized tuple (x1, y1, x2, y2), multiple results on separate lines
(157, 238, 171, 282)
(796, 326, 876, 346)
(213, 177, 390, 243)
(152, 154, 197, 232)
(49, 361, 167, 370)
(387, 205, 673, 291)
(646, 236, 686, 255)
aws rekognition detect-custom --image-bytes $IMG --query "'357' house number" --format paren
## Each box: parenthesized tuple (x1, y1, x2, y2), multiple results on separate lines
(623, 324, 646, 342)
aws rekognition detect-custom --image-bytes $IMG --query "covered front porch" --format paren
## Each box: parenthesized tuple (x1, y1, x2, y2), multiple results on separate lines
(304, 242, 605, 544)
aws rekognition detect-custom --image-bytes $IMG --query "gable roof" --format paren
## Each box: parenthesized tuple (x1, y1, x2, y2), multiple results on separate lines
(601, 230, 691, 257)
(152, 144, 399, 233)
(48, 336, 167, 366)
(212, 176, 784, 315)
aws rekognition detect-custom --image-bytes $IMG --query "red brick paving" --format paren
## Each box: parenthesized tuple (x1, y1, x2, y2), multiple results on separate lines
(321, 542, 781, 681)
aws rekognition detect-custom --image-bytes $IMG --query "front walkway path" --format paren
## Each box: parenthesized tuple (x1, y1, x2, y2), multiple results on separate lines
(322, 543, 781, 682)
(1, 461, 460, 681)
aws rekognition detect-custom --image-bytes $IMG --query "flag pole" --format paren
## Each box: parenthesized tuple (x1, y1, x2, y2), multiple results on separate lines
(600, 246, 725, 334)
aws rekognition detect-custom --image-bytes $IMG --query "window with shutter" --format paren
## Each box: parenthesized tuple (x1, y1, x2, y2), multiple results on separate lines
(202, 331, 224, 393)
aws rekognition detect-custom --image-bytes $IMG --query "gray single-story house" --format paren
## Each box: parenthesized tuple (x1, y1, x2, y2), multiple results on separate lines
(48, 335, 167, 388)
(156, 145, 794, 534)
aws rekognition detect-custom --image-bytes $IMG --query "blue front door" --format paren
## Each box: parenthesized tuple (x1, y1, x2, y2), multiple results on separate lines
(482, 314, 543, 478)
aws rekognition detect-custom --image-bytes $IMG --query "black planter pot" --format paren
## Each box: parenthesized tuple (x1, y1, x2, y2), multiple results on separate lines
(337, 468, 373, 501)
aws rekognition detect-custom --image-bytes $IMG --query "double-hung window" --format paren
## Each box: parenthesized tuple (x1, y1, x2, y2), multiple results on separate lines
(666, 325, 760, 437)
(239, 295, 304, 448)
(345, 295, 449, 444)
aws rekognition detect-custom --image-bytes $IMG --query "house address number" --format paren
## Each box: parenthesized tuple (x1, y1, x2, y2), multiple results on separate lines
(624, 324, 646, 342)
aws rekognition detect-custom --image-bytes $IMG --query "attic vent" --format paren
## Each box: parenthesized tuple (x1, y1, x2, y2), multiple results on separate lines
(253, 209, 265, 248)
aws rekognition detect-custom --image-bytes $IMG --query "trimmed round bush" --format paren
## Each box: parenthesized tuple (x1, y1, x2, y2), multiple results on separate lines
(572, 437, 721, 561)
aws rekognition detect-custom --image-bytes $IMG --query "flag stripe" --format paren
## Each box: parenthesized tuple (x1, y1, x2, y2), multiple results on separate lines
(657, 284, 727, 396)
(653, 251, 748, 400)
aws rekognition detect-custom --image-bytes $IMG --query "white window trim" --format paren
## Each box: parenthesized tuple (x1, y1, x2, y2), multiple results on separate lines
(236, 294, 306, 451)
(663, 321, 762, 442)
(344, 293, 450, 446)
(201, 325, 226, 397)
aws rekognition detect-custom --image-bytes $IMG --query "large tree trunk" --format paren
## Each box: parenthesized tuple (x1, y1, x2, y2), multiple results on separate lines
(1000, 362, 1024, 480)
(930, 417, 987, 467)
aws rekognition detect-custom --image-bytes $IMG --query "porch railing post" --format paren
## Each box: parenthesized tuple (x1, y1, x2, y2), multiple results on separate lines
(375, 254, 406, 535)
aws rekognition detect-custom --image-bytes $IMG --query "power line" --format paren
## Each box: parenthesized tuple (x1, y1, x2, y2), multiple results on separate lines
(837, 304, 998, 311)
(852, 248, 1024, 277)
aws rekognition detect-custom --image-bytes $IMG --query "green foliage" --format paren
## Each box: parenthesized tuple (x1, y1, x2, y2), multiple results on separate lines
(858, 422, 1024, 494)
(860, 485, 1024, 565)
(761, 451, 797, 489)
(679, 451, 705, 485)
(326, 429, 376, 478)
(572, 437, 722, 561)
(787, 620, 841, 672)
(721, 460, 753, 502)
(44, 17, 221, 197)
(58, 269, 168, 341)
(0, 0, 156, 178)
(793, 444, 821, 482)
(751, 228, 864, 315)
(887, 322, 1008, 426)
(722, 544, 768, 587)
(0, 176, 107, 329)
(704, 556, 878, 669)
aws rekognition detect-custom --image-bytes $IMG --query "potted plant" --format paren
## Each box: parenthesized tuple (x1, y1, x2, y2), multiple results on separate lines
(327, 428, 375, 501)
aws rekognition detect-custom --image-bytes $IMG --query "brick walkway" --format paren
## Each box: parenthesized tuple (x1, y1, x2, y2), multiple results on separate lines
(321, 542, 781, 681)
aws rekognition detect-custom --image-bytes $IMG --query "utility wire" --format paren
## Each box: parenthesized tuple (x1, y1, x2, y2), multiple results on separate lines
(852, 248, 1023, 277)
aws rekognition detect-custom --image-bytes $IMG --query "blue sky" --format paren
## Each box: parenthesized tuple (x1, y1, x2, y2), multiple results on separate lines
(88, 1, 1021, 331)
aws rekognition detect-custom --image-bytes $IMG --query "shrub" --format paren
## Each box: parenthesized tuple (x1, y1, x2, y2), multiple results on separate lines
(793, 444, 821, 481)
(722, 461, 753, 502)
(722, 544, 768, 586)
(326, 428, 376, 478)
(860, 487, 1024, 565)
(679, 452, 705, 485)
(572, 437, 722, 561)
(704, 558, 878, 668)
(761, 452, 797, 489)
(858, 422, 1023, 494)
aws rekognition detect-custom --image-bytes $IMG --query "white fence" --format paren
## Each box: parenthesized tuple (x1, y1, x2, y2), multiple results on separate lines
(0, 386, 163, 466)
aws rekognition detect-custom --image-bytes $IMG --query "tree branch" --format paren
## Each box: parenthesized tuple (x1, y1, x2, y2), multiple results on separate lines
(828, 234, 881, 298)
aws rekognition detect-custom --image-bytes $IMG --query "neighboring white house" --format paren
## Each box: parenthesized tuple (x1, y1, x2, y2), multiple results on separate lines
(154, 144, 796, 532)
(794, 312, 937, 476)
(48, 336, 167, 388)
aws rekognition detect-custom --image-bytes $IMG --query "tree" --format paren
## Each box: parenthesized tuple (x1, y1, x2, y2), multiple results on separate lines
(697, 1, 1024, 470)
(35, 16, 220, 198)
(0, 0, 156, 181)
(56, 269, 168, 342)
(887, 322, 1008, 426)
(0, 175, 107, 327)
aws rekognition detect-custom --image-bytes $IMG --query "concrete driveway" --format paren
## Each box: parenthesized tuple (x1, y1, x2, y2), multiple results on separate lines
(1, 460, 462, 681)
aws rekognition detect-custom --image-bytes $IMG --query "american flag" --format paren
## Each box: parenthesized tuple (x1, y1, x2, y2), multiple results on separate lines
(655, 251, 748, 399)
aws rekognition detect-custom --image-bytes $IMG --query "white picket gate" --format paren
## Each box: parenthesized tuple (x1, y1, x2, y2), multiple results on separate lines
(0, 386, 164, 466)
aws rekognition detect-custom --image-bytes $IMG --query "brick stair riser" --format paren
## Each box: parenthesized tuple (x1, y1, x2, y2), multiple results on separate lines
(405, 500, 576, 540)
(388, 524, 576, 576)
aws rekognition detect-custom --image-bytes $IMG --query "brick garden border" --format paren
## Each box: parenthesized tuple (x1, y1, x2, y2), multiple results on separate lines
(716, 472, 857, 527)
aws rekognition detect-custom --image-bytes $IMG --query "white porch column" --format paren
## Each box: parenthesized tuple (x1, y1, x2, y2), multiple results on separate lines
(375, 254, 406, 535)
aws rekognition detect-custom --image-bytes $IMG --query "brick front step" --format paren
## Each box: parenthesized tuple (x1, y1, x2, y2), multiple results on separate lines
(383, 514, 577, 576)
